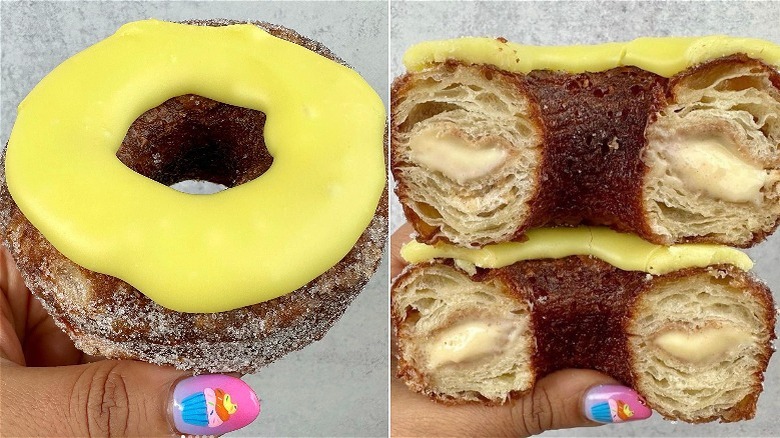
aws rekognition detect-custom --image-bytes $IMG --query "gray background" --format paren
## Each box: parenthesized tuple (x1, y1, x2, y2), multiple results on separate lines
(390, 1, 780, 437)
(0, 1, 388, 437)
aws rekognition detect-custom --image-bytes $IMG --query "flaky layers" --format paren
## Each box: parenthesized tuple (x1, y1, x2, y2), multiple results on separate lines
(644, 56, 780, 245)
(392, 55, 780, 247)
(392, 63, 543, 246)
(393, 262, 534, 402)
(392, 258, 776, 422)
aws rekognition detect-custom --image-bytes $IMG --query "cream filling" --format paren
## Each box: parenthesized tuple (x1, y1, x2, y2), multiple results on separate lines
(401, 226, 753, 274)
(667, 136, 766, 204)
(427, 320, 519, 369)
(408, 128, 507, 184)
(653, 326, 754, 363)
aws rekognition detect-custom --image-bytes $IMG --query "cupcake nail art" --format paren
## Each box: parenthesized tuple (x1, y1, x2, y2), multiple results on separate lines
(583, 384, 652, 423)
(171, 375, 260, 435)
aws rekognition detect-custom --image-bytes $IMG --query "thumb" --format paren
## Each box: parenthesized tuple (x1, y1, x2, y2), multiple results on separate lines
(1, 360, 260, 437)
(509, 369, 653, 436)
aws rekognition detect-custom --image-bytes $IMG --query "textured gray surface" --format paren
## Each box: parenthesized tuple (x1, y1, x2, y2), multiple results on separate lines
(1, 1, 388, 437)
(390, 1, 780, 436)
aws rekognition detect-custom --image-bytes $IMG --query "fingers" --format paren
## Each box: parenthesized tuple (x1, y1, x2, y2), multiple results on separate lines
(507, 369, 650, 436)
(1, 360, 180, 436)
(0, 291, 24, 364)
(171, 374, 260, 436)
(391, 369, 651, 437)
(0, 246, 85, 366)
(391, 222, 416, 278)
(0, 360, 261, 437)
(0, 247, 28, 364)
(22, 307, 83, 366)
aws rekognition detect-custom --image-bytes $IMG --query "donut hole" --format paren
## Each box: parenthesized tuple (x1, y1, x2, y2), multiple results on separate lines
(117, 94, 273, 191)
(169, 180, 229, 195)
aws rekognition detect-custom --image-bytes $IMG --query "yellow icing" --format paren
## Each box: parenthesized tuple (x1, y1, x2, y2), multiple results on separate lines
(5, 20, 386, 313)
(401, 227, 752, 275)
(403, 35, 780, 77)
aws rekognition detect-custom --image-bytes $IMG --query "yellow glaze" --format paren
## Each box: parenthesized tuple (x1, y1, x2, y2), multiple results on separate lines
(401, 227, 752, 275)
(404, 35, 780, 77)
(5, 20, 386, 313)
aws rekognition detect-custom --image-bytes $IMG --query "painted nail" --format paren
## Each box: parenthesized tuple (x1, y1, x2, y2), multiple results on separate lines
(583, 384, 652, 424)
(171, 374, 261, 436)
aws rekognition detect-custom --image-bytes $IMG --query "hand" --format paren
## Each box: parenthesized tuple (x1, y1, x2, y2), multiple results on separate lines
(0, 248, 259, 436)
(389, 223, 652, 437)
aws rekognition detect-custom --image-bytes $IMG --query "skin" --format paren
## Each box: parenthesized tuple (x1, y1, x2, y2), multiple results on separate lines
(0, 247, 187, 437)
(0, 223, 628, 437)
(390, 223, 620, 437)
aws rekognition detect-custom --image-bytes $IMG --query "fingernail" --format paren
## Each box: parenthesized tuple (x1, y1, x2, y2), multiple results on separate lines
(171, 374, 261, 436)
(583, 384, 652, 423)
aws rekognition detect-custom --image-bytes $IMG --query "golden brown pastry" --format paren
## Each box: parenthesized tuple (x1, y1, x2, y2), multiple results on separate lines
(392, 55, 780, 248)
(391, 36, 780, 424)
(392, 258, 776, 423)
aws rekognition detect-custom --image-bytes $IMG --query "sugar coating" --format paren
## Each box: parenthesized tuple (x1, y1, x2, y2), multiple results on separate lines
(1, 165, 387, 372)
(0, 19, 388, 373)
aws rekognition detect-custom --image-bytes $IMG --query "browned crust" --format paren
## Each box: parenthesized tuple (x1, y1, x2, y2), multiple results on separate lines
(493, 256, 647, 385)
(391, 258, 776, 422)
(390, 69, 442, 244)
(391, 55, 780, 247)
(670, 53, 780, 96)
(116, 94, 274, 188)
(0, 19, 388, 373)
(521, 67, 667, 242)
(390, 68, 446, 244)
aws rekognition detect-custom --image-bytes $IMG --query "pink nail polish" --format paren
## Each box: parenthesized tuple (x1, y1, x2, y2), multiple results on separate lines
(171, 374, 261, 436)
(583, 384, 652, 423)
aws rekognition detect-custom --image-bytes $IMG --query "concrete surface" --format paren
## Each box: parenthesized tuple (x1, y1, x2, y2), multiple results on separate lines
(390, 1, 780, 437)
(0, 1, 388, 437)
